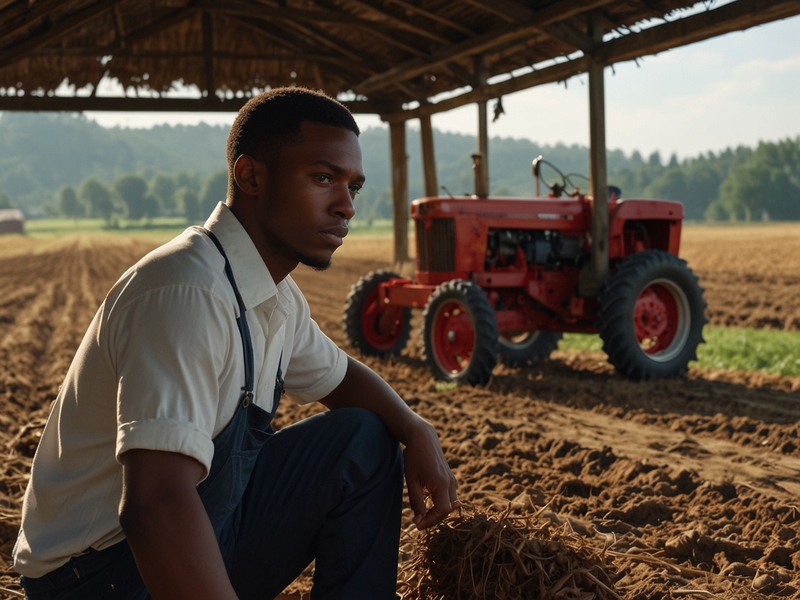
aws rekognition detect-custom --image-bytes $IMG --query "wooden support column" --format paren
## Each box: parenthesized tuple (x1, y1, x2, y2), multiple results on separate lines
(389, 120, 409, 263)
(419, 112, 438, 197)
(580, 11, 609, 296)
(475, 54, 489, 195)
(202, 12, 215, 99)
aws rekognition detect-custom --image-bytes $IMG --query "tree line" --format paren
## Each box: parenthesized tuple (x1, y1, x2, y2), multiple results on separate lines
(32, 169, 229, 225)
(0, 112, 798, 223)
(608, 137, 800, 221)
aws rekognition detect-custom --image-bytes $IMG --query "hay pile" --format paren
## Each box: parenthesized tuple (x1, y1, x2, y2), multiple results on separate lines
(399, 505, 620, 600)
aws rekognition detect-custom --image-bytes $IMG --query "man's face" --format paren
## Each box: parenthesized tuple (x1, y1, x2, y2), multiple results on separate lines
(254, 121, 364, 276)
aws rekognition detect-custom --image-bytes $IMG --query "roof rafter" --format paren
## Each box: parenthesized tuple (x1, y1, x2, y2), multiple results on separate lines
(384, 0, 475, 36)
(0, 0, 125, 67)
(353, 0, 617, 95)
(464, 0, 594, 53)
(342, 0, 455, 44)
(596, 0, 800, 64)
(383, 0, 800, 121)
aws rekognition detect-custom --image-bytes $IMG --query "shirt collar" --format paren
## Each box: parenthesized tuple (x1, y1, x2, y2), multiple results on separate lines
(204, 202, 278, 311)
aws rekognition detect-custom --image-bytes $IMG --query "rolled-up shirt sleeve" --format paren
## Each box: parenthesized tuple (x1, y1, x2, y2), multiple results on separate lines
(108, 284, 235, 477)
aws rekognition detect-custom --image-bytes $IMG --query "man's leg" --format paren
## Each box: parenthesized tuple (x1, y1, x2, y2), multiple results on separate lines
(19, 541, 148, 600)
(227, 407, 403, 600)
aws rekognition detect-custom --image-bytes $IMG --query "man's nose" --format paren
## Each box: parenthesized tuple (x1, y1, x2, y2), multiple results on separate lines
(333, 186, 356, 220)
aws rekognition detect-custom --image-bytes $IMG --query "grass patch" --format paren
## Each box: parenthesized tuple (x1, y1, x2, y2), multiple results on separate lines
(559, 327, 800, 377)
(23, 218, 191, 239)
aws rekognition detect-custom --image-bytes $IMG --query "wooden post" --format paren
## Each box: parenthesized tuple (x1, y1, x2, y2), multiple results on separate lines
(474, 54, 489, 195)
(477, 100, 489, 195)
(580, 11, 609, 296)
(389, 120, 409, 263)
(202, 12, 215, 99)
(419, 112, 438, 197)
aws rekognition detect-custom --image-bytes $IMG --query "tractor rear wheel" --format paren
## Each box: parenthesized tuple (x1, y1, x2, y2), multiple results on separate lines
(596, 250, 707, 381)
(497, 330, 562, 367)
(421, 280, 497, 385)
(343, 270, 410, 357)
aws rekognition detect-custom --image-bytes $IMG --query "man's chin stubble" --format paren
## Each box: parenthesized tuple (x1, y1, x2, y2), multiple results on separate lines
(297, 252, 332, 272)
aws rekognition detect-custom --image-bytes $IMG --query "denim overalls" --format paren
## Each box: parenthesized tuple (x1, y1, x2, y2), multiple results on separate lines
(21, 229, 282, 598)
(196, 229, 285, 560)
(22, 228, 403, 600)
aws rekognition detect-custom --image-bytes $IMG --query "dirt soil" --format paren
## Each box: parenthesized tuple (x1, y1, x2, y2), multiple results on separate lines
(1, 224, 800, 599)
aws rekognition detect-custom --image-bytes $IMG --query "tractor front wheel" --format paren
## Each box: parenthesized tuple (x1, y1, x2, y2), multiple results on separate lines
(421, 280, 497, 385)
(596, 250, 707, 381)
(497, 330, 562, 367)
(343, 270, 411, 356)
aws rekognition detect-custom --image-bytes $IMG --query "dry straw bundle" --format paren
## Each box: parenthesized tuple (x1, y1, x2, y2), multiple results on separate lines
(399, 504, 620, 600)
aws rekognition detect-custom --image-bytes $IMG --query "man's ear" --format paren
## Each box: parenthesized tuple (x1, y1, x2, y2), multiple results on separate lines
(233, 155, 263, 196)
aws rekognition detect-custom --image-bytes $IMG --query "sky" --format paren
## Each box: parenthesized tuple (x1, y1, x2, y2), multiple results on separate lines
(84, 11, 800, 162)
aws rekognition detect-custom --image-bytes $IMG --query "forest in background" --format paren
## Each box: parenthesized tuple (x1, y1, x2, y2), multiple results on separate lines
(0, 112, 798, 224)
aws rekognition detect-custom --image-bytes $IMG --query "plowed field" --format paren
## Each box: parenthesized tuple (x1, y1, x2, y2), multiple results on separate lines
(1, 224, 800, 599)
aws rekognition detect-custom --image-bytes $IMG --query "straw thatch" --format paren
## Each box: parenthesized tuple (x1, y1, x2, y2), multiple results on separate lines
(1, 0, 792, 115)
(399, 504, 620, 600)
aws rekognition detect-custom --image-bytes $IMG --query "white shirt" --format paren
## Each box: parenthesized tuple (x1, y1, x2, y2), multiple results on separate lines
(13, 203, 348, 577)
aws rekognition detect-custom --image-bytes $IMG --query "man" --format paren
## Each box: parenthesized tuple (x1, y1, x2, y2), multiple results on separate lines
(14, 87, 458, 599)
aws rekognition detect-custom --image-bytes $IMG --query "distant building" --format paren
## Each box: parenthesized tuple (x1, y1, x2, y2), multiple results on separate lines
(0, 209, 24, 235)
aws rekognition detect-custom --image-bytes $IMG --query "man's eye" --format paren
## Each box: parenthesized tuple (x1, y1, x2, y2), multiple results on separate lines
(316, 174, 332, 184)
(349, 185, 362, 196)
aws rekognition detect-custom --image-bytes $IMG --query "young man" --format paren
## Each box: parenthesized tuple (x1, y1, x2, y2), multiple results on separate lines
(14, 87, 458, 599)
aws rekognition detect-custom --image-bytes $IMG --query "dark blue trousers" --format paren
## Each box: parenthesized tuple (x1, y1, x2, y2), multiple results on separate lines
(21, 407, 404, 600)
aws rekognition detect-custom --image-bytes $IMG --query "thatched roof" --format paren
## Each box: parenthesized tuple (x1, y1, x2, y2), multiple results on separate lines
(0, 0, 798, 117)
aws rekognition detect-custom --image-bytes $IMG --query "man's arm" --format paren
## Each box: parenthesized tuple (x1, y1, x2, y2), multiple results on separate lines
(119, 449, 238, 599)
(320, 356, 459, 529)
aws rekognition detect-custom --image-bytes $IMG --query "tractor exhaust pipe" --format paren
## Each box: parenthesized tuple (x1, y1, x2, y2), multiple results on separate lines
(471, 152, 488, 198)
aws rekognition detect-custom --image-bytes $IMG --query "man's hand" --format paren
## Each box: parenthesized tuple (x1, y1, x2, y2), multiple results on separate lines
(322, 356, 459, 530)
(119, 449, 238, 600)
(402, 420, 459, 529)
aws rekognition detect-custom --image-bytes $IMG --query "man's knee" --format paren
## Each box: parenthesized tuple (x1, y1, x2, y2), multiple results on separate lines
(328, 408, 403, 481)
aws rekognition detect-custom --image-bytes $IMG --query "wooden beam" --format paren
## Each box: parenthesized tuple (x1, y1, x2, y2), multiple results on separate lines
(202, 0, 443, 51)
(228, 16, 375, 81)
(0, 0, 70, 46)
(389, 120, 409, 263)
(113, 5, 126, 48)
(275, 18, 377, 69)
(354, 0, 616, 95)
(343, 0, 456, 43)
(596, 0, 800, 65)
(581, 11, 609, 296)
(0, 95, 395, 114)
(29, 48, 354, 63)
(380, 0, 800, 122)
(546, 21, 593, 53)
(0, 0, 125, 68)
(419, 112, 438, 197)
(459, 0, 595, 53)
(309, 0, 430, 57)
(475, 54, 489, 197)
(382, 56, 590, 122)
(387, 0, 476, 36)
(202, 11, 214, 97)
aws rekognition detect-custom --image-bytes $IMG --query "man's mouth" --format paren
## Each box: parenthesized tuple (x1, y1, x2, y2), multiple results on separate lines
(319, 226, 348, 246)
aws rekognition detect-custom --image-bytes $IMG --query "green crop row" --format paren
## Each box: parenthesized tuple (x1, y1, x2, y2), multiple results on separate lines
(559, 327, 800, 377)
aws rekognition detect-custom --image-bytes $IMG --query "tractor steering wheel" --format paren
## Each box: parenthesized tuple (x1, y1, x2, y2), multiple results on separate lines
(532, 156, 587, 198)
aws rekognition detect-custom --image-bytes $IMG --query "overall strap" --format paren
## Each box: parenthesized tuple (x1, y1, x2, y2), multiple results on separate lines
(201, 228, 255, 402)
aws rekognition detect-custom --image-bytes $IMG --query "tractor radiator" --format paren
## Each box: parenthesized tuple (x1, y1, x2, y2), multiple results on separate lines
(416, 218, 455, 272)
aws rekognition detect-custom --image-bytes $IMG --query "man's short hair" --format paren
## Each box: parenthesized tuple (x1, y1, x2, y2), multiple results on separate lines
(226, 87, 360, 199)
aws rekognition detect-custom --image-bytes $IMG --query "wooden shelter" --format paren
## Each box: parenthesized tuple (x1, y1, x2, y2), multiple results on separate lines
(1, 0, 799, 291)
(0, 208, 25, 234)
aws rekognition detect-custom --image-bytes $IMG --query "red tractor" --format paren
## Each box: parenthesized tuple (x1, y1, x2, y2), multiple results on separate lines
(343, 156, 707, 385)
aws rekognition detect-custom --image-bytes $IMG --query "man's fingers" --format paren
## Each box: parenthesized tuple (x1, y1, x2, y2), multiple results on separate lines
(414, 485, 456, 530)
(407, 481, 428, 525)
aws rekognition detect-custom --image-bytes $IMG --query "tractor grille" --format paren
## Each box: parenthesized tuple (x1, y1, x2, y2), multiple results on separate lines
(416, 218, 455, 272)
